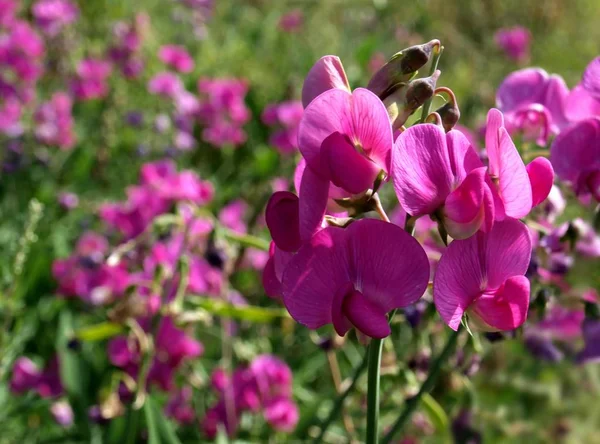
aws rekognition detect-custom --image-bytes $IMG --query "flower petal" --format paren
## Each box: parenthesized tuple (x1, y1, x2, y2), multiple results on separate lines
(470, 275, 530, 331)
(392, 124, 453, 216)
(266, 192, 301, 252)
(321, 132, 380, 194)
(542, 75, 570, 131)
(346, 219, 429, 312)
(446, 130, 484, 182)
(496, 68, 548, 112)
(551, 117, 600, 184)
(443, 167, 488, 239)
(526, 157, 554, 207)
(582, 57, 600, 100)
(564, 85, 600, 122)
(302, 56, 351, 108)
(282, 227, 349, 329)
(349, 88, 393, 172)
(298, 166, 329, 240)
(343, 289, 391, 339)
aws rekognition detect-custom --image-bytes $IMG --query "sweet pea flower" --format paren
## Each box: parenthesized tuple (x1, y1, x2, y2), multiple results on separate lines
(0, 99, 22, 136)
(51, 400, 74, 427)
(10, 357, 41, 393)
(32, 0, 79, 37)
(159, 45, 194, 73)
(282, 219, 429, 339)
(262, 101, 303, 154)
(148, 72, 184, 98)
(301, 56, 350, 108)
(576, 318, 600, 364)
(278, 9, 303, 33)
(550, 117, 600, 201)
(434, 219, 532, 331)
(70, 59, 112, 100)
(219, 199, 248, 234)
(485, 109, 553, 217)
(392, 123, 494, 239)
(165, 387, 196, 424)
(0, 0, 17, 26)
(34, 92, 76, 149)
(582, 57, 600, 100)
(494, 26, 531, 62)
(497, 68, 570, 139)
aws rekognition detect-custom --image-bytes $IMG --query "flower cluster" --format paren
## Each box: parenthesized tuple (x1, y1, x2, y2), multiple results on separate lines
(261, 100, 303, 154)
(107, 13, 147, 79)
(34, 92, 76, 149)
(202, 355, 299, 438)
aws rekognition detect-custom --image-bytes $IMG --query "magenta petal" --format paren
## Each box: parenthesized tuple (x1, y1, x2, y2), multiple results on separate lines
(301, 56, 350, 108)
(496, 68, 548, 112)
(470, 275, 530, 331)
(485, 108, 505, 178)
(298, 166, 329, 240)
(263, 251, 282, 299)
(343, 289, 391, 339)
(582, 57, 600, 100)
(542, 75, 570, 131)
(282, 227, 349, 329)
(526, 157, 554, 207)
(392, 124, 453, 216)
(484, 219, 532, 289)
(565, 85, 600, 122)
(331, 282, 354, 337)
(443, 167, 487, 239)
(298, 88, 351, 177)
(322, 132, 380, 194)
(346, 219, 429, 311)
(446, 130, 484, 182)
(433, 233, 485, 330)
(349, 88, 393, 172)
(551, 118, 600, 184)
(266, 192, 301, 252)
(494, 127, 532, 218)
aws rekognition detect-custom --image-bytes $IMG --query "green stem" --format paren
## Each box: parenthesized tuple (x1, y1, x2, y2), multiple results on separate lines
(221, 228, 270, 251)
(366, 337, 384, 444)
(382, 327, 460, 444)
(420, 46, 444, 123)
(309, 351, 369, 442)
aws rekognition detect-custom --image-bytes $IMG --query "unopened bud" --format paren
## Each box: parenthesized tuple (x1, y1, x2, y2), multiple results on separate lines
(434, 87, 460, 132)
(368, 39, 440, 100)
(385, 70, 439, 129)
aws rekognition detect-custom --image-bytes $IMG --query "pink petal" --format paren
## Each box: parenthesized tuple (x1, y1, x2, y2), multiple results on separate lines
(526, 157, 554, 207)
(349, 88, 393, 172)
(345, 219, 429, 312)
(484, 219, 532, 289)
(263, 246, 282, 299)
(433, 232, 485, 330)
(485, 108, 505, 178)
(392, 124, 453, 216)
(321, 132, 380, 194)
(550, 118, 600, 184)
(301, 56, 350, 108)
(331, 282, 354, 337)
(266, 192, 301, 252)
(298, 88, 351, 178)
(582, 57, 600, 100)
(542, 75, 570, 131)
(565, 85, 600, 122)
(493, 126, 532, 218)
(443, 167, 488, 239)
(282, 227, 349, 329)
(446, 130, 484, 182)
(298, 166, 329, 240)
(343, 289, 391, 339)
(470, 275, 530, 331)
(496, 68, 548, 112)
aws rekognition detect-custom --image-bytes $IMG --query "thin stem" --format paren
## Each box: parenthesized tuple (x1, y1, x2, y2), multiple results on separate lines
(221, 228, 270, 251)
(366, 337, 384, 444)
(327, 350, 356, 436)
(372, 193, 391, 223)
(382, 328, 461, 444)
(420, 46, 444, 123)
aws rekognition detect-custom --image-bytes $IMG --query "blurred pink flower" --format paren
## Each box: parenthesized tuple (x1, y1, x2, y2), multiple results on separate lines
(34, 92, 76, 149)
(495, 26, 531, 62)
(278, 9, 303, 33)
(32, 0, 79, 36)
(70, 59, 112, 100)
(159, 44, 194, 73)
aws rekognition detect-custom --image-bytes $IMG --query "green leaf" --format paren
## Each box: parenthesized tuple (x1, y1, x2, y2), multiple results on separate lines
(187, 296, 290, 323)
(421, 393, 449, 433)
(144, 399, 161, 444)
(144, 396, 182, 444)
(75, 322, 124, 342)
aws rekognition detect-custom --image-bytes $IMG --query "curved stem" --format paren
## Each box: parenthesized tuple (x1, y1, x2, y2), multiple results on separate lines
(366, 337, 384, 444)
(420, 46, 444, 123)
(382, 328, 460, 444)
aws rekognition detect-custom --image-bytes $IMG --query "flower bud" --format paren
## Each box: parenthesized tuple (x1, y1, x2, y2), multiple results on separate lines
(384, 70, 440, 129)
(367, 39, 440, 100)
(434, 87, 460, 132)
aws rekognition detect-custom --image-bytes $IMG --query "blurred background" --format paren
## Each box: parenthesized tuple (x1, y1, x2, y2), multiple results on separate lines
(1, 0, 600, 442)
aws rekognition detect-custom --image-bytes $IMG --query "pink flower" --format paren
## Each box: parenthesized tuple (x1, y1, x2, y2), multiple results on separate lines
(494, 26, 531, 62)
(485, 109, 553, 217)
(0, 0, 17, 27)
(219, 199, 248, 234)
(262, 101, 303, 154)
(108, 16, 145, 79)
(392, 123, 494, 239)
(70, 59, 112, 100)
(278, 9, 303, 33)
(264, 396, 299, 432)
(159, 44, 194, 73)
(34, 92, 76, 149)
(147, 72, 183, 98)
(496, 68, 570, 142)
(51, 400, 74, 427)
(582, 57, 600, 100)
(32, 0, 79, 37)
(564, 57, 600, 122)
(282, 219, 429, 339)
(0, 99, 22, 136)
(550, 117, 600, 201)
(434, 219, 532, 331)
(10, 357, 41, 393)
(165, 387, 196, 424)
(299, 87, 392, 197)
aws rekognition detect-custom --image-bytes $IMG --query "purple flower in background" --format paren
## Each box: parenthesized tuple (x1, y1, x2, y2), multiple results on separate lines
(108, 14, 146, 79)
(0, 0, 18, 27)
(32, 0, 79, 37)
(495, 26, 531, 62)
(278, 9, 303, 33)
(0, 99, 22, 136)
(159, 44, 194, 73)
(165, 387, 196, 424)
(219, 199, 248, 234)
(36, 357, 63, 398)
(70, 59, 112, 100)
(34, 92, 76, 149)
(148, 72, 184, 98)
(10, 357, 41, 394)
(576, 318, 600, 364)
(58, 192, 79, 209)
(51, 400, 74, 427)
(262, 101, 303, 154)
